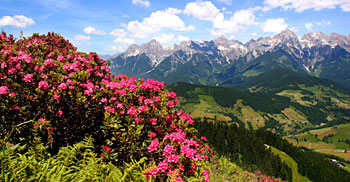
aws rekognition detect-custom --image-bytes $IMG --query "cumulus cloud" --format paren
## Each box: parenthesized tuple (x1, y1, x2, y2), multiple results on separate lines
(153, 33, 175, 44)
(84, 26, 106, 35)
(184, 1, 220, 21)
(184, 1, 258, 36)
(152, 33, 192, 44)
(103, 45, 124, 51)
(0, 15, 35, 28)
(126, 8, 193, 38)
(217, 0, 232, 5)
(132, 0, 150, 7)
(110, 29, 127, 37)
(211, 8, 258, 36)
(262, 18, 288, 33)
(74, 34, 91, 41)
(305, 23, 313, 31)
(232, 9, 258, 26)
(176, 35, 190, 42)
(114, 37, 135, 45)
(263, 0, 350, 12)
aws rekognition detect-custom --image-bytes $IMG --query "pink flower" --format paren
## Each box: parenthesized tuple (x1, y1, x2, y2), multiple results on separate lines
(69, 86, 75, 90)
(53, 94, 61, 101)
(66, 79, 73, 84)
(57, 110, 63, 117)
(167, 101, 174, 107)
(44, 59, 53, 67)
(148, 140, 159, 153)
(115, 102, 123, 109)
(157, 161, 168, 172)
(23, 74, 33, 82)
(38, 81, 49, 90)
(144, 99, 153, 106)
(202, 170, 209, 182)
(138, 105, 148, 113)
(57, 55, 65, 62)
(105, 106, 116, 114)
(103, 145, 111, 154)
(166, 154, 179, 163)
(8, 92, 16, 96)
(58, 83, 67, 90)
(148, 132, 157, 138)
(167, 91, 177, 98)
(9, 106, 19, 110)
(67, 54, 73, 59)
(149, 118, 157, 125)
(0, 86, 8, 95)
(101, 98, 107, 103)
(127, 106, 137, 117)
(201, 136, 207, 141)
(163, 145, 177, 157)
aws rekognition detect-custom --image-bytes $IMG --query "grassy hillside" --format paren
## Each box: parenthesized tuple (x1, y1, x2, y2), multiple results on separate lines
(286, 123, 350, 161)
(269, 146, 311, 182)
(168, 82, 350, 134)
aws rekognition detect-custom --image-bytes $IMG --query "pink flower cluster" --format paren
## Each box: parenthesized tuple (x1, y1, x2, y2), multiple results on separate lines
(148, 139, 159, 152)
(0, 32, 212, 181)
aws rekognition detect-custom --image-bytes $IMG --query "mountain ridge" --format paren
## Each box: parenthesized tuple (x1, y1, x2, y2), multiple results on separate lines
(108, 30, 350, 89)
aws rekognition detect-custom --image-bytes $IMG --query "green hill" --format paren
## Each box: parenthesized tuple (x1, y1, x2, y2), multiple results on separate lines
(168, 81, 350, 134)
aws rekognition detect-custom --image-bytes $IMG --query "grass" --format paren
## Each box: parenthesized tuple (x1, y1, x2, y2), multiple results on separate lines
(242, 69, 262, 77)
(277, 90, 315, 106)
(269, 146, 311, 182)
(309, 127, 336, 139)
(317, 150, 350, 161)
(281, 108, 307, 122)
(285, 124, 350, 161)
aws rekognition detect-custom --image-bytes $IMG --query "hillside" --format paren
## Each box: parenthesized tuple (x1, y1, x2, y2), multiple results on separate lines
(168, 81, 350, 133)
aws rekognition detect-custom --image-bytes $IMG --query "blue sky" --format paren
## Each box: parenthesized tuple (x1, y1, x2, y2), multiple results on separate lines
(1, 0, 350, 54)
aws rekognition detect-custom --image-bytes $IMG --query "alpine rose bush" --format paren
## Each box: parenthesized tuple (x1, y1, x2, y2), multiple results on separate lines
(0, 32, 212, 181)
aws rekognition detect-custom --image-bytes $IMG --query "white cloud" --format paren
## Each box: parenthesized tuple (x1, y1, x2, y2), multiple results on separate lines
(263, 0, 350, 12)
(184, 1, 258, 36)
(132, 0, 150, 7)
(152, 34, 191, 44)
(211, 8, 258, 36)
(252, 32, 258, 36)
(84, 26, 106, 35)
(103, 45, 124, 51)
(0, 15, 35, 28)
(315, 20, 331, 26)
(232, 9, 258, 26)
(218, 0, 232, 5)
(184, 1, 220, 21)
(114, 37, 135, 45)
(262, 18, 288, 33)
(153, 33, 175, 44)
(176, 35, 190, 42)
(110, 29, 127, 37)
(126, 8, 193, 38)
(305, 23, 313, 31)
(109, 37, 135, 52)
(74, 34, 91, 41)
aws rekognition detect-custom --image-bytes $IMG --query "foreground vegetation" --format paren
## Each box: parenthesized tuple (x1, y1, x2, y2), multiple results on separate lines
(0, 32, 212, 181)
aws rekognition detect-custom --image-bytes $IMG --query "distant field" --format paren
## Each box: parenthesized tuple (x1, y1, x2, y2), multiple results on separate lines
(277, 90, 314, 106)
(317, 150, 350, 161)
(286, 124, 350, 161)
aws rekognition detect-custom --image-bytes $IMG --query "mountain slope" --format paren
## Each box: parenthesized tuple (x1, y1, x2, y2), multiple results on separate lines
(109, 30, 350, 89)
(168, 81, 350, 132)
(231, 68, 348, 94)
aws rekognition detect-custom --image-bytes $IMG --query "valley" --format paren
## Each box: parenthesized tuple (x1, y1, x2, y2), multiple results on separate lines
(168, 80, 350, 164)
